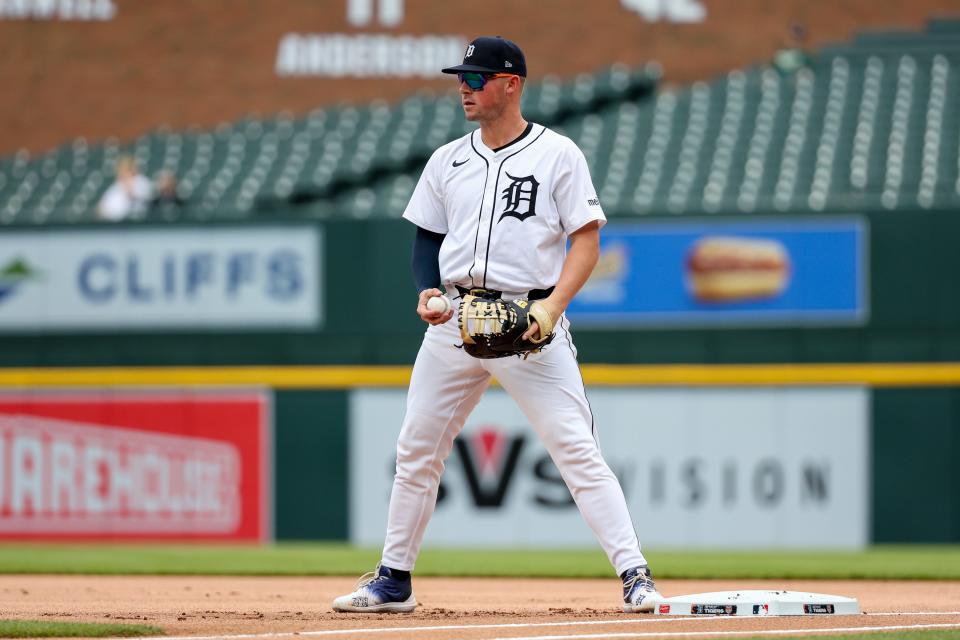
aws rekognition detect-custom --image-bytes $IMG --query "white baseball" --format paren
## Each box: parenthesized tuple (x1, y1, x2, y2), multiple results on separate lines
(426, 295, 451, 313)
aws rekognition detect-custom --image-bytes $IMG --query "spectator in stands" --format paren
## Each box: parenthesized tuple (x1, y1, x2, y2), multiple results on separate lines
(773, 22, 813, 75)
(97, 155, 153, 221)
(150, 169, 185, 217)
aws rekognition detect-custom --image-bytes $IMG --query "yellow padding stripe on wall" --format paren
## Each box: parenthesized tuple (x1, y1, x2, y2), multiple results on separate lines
(0, 363, 959, 388)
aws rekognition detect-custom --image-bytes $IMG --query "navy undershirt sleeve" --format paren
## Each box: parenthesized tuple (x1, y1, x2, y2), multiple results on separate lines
(412, 226, 445, 293)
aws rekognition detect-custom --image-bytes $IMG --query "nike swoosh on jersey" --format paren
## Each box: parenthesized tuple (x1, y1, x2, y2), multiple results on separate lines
(452, 158, 470, 167)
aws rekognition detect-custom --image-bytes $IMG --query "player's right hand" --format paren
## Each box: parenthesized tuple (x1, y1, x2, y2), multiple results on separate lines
(417, 288, 454, 325)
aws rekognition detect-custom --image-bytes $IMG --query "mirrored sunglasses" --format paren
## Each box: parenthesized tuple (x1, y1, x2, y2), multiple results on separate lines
(457, 72, 515, 91)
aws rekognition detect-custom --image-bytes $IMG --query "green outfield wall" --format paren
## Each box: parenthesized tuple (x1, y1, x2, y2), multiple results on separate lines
(872, 387, 960, 543)
(263, 385, 959, 544)
(273, 390, 349, 540)
(0, 210, 957, 367)
(0, 210, 956, 543)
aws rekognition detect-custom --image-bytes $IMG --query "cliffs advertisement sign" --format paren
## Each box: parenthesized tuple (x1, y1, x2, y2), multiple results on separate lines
(350, 387, 868, 549)
(0, 391, 271, 541)
(0, 226, 321, 331)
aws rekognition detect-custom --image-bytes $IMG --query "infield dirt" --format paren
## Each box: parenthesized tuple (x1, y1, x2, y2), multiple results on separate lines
(3, 575, 959, 639)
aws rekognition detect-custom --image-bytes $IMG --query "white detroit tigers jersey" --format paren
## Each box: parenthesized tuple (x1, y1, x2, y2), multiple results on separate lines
(382, 123, 648, 581)
(403, 123, 606, 292)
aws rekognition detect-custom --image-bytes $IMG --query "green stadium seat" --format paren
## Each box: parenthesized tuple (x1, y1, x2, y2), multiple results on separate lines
(7, 27, 960, 225)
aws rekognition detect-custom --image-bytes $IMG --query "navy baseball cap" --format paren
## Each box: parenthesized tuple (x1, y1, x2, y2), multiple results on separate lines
(441, 36, 527, 78)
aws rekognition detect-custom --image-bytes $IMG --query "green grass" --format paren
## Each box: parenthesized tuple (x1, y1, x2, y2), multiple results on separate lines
(0, 620, 161, 638)
(1, 543, 959, 580)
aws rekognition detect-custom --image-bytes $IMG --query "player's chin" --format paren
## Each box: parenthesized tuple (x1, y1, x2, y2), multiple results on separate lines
(462, 105, 479, 121)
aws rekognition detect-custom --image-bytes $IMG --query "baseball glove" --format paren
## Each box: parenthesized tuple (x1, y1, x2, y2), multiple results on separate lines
(458, 293, 555, 359)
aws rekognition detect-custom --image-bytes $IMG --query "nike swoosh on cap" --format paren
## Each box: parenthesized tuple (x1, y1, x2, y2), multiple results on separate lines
(452, 159, 469, 167)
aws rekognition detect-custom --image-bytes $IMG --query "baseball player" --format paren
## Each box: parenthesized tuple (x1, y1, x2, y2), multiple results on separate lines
(333, 36, 661, 614)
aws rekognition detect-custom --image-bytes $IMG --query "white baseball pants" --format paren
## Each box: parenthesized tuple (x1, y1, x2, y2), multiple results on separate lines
(380, 308, 647, 576)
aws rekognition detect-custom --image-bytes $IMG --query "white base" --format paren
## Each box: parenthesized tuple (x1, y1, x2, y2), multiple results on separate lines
(654, 590, 860, 616)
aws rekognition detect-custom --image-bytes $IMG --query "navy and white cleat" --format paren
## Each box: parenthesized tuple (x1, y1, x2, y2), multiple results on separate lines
(621, 565, 663, 613)
(332, 564, 417, 613)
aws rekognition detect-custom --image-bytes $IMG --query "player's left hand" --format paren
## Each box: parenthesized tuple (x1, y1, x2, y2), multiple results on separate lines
(522, 297, 562, 341)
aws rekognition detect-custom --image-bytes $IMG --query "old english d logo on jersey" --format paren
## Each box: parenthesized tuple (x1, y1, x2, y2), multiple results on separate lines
(402, 122, 607, 292)
(498, 173, 539, 223)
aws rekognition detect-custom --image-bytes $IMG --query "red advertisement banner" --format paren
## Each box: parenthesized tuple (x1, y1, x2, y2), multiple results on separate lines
(0, 391, 271, 541)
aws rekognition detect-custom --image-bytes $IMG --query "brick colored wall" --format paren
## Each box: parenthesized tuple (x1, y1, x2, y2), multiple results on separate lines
(1, 0, 957, 155)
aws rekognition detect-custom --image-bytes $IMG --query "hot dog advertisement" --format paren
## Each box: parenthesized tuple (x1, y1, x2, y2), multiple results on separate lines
(568, 218, 867, 327)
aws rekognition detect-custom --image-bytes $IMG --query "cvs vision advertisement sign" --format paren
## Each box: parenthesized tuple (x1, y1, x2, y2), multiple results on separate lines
(350, 388, 867, 549)
(0, 391, 271, 541)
